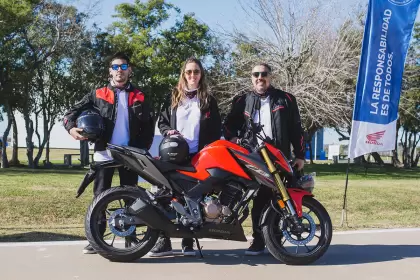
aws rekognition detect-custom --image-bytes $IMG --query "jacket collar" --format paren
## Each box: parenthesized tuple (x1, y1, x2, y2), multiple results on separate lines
(107, 82, 133, 92)
(251, 85, 275, 99)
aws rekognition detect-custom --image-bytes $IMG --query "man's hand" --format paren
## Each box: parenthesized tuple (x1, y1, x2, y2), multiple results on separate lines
(166, 130, 180, 136)
(293, 158, 305, 171)
(69, 127, 87, 140)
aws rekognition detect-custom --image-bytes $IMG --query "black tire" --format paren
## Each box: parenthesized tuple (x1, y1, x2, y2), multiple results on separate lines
(85, 186, 159, 262)
(262, 196, 332, 265)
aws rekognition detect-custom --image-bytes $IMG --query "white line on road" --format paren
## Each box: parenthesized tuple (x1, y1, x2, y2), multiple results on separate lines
(1, 228, 420, 247)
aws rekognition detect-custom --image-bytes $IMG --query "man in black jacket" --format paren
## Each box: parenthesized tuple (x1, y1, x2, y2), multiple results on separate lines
(223, 62, 305, 255)
(63, 52, 154, 254)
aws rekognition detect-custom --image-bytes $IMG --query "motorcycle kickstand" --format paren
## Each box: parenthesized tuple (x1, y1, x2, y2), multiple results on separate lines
(194, 237, 204, 259)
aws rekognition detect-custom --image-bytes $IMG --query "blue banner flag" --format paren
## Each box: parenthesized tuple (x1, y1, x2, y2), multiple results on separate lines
(348, 0, 420, 159)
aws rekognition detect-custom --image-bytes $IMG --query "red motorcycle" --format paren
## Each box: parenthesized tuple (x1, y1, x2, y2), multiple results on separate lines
(79, 123, 332, 265)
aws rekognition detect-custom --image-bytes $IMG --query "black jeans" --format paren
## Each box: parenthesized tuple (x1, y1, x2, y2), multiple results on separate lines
(160, 152, 197, 247)
(93, 166, 138, 197)
(94, 167, 138, 236)
(251, 187, 272, 242)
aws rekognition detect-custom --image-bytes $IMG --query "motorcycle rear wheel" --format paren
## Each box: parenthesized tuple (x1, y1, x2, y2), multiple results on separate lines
(262, 196, 332, 265)
(85, 186, 160, 262)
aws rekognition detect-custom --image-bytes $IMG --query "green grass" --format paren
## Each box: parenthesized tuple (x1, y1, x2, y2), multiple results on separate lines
(304, 163, 420, 180)
(4, 148, 92, 166)
(0, 164, 419, 242)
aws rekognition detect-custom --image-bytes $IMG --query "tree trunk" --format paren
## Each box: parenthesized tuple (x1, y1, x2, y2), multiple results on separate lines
(45, 139, 50, 164)
(1, 131, 10, 168)
(391, 126, 402, 167)
(33, 115, 56, 168)
(400, 130, 405, 164)
(410, 133, 417, 168)
(406, 132, 413, 168)
(354, 155, 367, 164)
(413, 153, 420, 167)
(10, 109, 19, 166)
(412, 134, 420, 167)
(391, 150, 403, 167)
(33, 137, 48, 168)
(403, 130, 410, 168)
(371, 152, 385, 165)
(23, 112, 35, 168)
(1, 103, 12, 168)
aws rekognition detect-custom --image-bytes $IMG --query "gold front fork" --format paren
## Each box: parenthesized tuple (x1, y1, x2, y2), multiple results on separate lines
(260, 147, 297, 215)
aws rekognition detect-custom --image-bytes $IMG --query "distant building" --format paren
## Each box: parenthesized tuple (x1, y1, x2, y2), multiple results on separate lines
(305, 128, 325, 160)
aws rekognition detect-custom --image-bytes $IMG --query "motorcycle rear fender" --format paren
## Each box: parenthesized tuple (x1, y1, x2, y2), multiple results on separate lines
(75, 161, 127, 198)
(259, 188, 313, 226)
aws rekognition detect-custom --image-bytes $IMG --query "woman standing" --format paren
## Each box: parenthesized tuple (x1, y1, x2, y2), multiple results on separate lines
(148, 57, 222, 257)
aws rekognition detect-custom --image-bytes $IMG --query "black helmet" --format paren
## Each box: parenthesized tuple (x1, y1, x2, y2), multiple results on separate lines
(159, 134, 189, 164)
(76, 109, 105, 141)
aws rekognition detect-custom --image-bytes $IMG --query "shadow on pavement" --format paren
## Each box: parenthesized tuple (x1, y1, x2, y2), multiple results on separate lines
(132, 244, 420, 266)
(0, 231, 84, 242)
(316, 244, 420, 265)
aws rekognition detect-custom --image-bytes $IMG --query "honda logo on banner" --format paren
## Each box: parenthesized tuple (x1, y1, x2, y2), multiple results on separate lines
(348, 0, 420, 159)
(365, 131, 386, 146)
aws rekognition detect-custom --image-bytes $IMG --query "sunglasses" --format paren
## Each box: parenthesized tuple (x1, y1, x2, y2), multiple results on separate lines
(111, 64, 129, 71)
(252, 71, 269, 78)
(185, 69, 200, 75)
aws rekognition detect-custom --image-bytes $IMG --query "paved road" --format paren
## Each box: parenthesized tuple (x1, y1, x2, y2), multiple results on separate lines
(1, 228, 420, 280)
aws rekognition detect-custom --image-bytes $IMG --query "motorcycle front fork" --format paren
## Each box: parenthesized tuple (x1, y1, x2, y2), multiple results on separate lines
(260, 147, 303, 230)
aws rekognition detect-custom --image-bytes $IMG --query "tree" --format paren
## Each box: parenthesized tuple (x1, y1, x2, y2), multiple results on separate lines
(106, 0, 214, 115)
(0, 0, 40, 168)
(13, 1, 92, 167)
(0, 0, 39, 38)
(399, 22, 420, 168)
(220, 0, 363, 162)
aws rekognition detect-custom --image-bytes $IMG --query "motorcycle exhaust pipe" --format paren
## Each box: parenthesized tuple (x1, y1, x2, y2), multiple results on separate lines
(127, 196, 192, 237)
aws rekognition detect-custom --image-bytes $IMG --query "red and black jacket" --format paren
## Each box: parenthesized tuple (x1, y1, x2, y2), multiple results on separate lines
(63, 83, 154, 152)
(223, 86, 305, 160)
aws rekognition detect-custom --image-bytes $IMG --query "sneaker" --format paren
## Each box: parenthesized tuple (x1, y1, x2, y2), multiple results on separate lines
(245, 239, 265, 256)
(82, 244, 97, 254)
(181, 238, 196, 256)
(147, 237, 173, 257)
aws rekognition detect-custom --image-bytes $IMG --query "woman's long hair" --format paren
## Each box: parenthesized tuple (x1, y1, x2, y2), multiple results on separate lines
(171, 57, 210, 110)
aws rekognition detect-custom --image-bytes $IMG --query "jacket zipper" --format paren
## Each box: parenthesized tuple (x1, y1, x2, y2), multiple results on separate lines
(269, 96, 278, 145)
(112, 91, 118, 124)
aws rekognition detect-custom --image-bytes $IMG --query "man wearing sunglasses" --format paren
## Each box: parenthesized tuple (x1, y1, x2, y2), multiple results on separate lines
(223, 62, 305, 256)
(63, 52, 154, 254)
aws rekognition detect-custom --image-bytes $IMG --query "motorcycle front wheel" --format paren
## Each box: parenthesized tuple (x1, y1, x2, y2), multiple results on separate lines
(262, 196, 332, 265)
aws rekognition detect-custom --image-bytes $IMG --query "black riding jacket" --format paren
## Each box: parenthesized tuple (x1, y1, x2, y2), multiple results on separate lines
(63, 83, 154, 152)
(223, 86, 305, 159)
(158, 95, 222, 151)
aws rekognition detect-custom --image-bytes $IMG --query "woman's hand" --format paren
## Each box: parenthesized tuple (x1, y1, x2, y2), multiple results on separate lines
(166, 130, 180, 136)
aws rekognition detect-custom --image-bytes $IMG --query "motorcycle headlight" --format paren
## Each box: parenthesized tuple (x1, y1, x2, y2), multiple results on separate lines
(297, 173, 316, 193)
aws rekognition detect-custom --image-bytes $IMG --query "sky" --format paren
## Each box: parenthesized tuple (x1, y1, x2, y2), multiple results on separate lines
(67, 0, 370, 34)
(1, 0, 419, 149)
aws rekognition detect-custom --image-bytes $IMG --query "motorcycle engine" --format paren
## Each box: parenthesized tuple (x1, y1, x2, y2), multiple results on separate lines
(202, 197, 232, 223)
(202, 183, 242, 223)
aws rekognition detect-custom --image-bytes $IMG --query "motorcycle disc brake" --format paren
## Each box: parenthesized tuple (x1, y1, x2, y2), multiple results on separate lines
(282, 212, 316, 245)
(108, 208, 136, 237)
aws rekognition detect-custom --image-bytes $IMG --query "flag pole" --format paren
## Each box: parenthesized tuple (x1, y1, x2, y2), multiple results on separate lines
(340, 158, 351, 227)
